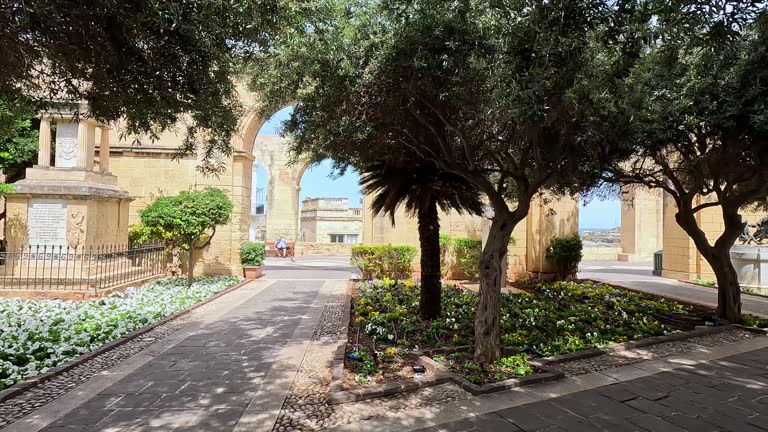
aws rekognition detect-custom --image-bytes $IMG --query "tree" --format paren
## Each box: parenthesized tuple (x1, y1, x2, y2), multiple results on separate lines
(604, 3, 768, 322)
(250, 0, 643, 362)
(0, 98, 39, 181)
(361, 160, 483, 320)
(136, 188, 233, 285)
(1, 0, 286, 173)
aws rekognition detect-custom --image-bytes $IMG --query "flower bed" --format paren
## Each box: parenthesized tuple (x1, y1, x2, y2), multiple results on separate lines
(430, 351, 533, 385)
(0, 276, 240, 390)
(346, 278, 693, 387)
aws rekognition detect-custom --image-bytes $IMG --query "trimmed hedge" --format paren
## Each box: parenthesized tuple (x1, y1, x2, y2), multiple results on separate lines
(351, 245, 417, 279)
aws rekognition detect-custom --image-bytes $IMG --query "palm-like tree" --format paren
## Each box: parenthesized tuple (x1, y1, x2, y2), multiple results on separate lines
(361, 161, 484, 320)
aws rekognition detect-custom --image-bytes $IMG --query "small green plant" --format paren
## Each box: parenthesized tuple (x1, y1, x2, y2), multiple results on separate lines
(741, 314, 768, 328)
(351, 245, 417, 279)
(494, 354, 533, 376)
(454, 237, 482, 281)
(692, 279, 717, 287)
(432, 354, 446, 362)
(546, 234, 583, 280)
(240, 241, 266, 266)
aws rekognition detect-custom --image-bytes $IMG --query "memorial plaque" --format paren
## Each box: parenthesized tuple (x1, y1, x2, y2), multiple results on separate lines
(55, 122, 78, 168)
(28, 199, 68, 247)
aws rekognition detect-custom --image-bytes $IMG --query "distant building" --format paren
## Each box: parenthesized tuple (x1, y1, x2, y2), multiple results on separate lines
(300, 198, 362, 243)
(248, 163, 267, 242)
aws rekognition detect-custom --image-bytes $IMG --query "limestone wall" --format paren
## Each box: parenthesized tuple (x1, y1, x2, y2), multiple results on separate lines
(102, 147, 251, 276)
(295, 242, 353, 256)
(583, 246, 621, 261)
(619, 186, 663, 262)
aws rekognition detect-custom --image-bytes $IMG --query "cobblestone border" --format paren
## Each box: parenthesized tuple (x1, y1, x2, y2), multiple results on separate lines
(0, 278, 250, 404)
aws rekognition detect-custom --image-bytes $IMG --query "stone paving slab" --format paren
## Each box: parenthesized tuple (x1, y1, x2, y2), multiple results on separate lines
(326, 335, 768, 432)
(2, 278, 340, 432)
(406, 346, 768, 432)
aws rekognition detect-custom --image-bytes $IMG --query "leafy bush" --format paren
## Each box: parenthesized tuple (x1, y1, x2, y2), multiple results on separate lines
(0, 276, 240, 390)
(138, 188, 233, 284)
(351, 245, 417, 279)
(454, 237, 482, 281)
(741, 314, 768, 328)
(240, 241, 265, 266)
(546, 234, 583, 280)
(352, 279, 685, 357)
(439, 234, 454, 277)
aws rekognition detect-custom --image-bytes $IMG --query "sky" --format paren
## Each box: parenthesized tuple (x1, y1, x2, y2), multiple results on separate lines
(255, 106, 620, 227)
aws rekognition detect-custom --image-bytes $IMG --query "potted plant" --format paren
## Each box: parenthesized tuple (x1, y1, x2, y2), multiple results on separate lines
(241, 241, 265, 279)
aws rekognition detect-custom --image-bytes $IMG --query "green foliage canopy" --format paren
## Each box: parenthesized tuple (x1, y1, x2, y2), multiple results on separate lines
(603, 2, 768, 321)
(138, 188, 233, 249)
(0, 98, 38, 182)
(1, 0, 288, 174)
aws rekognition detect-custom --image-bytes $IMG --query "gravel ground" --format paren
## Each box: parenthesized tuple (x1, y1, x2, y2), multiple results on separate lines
(0, 281, 256, 429)
(552, 328, 758, 377)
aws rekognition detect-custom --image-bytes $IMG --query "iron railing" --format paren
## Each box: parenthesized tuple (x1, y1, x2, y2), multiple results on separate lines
(0, 244, 166, 292)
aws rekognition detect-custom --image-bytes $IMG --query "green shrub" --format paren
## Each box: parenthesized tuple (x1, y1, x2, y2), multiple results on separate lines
(439, 234, 454, 278)
(351, 245, 417, 279)
(546, 234, 583, 280)
(454, 237, 482, 281)
(240, 241, 266, 266)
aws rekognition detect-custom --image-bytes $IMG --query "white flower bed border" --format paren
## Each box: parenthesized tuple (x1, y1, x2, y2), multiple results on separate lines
(0, 276, 247, 402)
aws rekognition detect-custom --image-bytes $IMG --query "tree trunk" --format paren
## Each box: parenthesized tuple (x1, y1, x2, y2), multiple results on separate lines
(418, 196, 441, 320)
(674, 202, 743, 322)
(710, 247, 742, 322)
(187, 244, 195, 287)
(473, 211, 515, 364)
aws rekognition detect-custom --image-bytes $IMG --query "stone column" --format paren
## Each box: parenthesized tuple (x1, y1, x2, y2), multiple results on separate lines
(37, 117, 52, 167)
(99, 127, 110, 173)
(76, 121, 89, 169)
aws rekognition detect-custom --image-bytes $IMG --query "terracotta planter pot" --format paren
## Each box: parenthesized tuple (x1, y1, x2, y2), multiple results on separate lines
(242, 265, 263, 280)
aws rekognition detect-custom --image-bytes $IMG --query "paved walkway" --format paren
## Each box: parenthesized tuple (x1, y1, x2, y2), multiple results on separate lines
(1, 257, 355, 432)
(579, 260, 768, 317)
(413, 346, 768, 432)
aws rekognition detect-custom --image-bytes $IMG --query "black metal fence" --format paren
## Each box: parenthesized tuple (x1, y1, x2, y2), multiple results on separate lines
(0, 244, 167, 292)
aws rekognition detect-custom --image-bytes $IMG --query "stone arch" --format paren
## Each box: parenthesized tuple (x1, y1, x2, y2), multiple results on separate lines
(236, 103, 309, 243)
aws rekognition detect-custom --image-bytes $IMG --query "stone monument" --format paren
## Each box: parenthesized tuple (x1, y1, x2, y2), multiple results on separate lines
(5, 102, 132, 255)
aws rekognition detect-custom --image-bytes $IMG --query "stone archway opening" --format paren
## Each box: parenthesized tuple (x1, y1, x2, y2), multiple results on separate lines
(579, 185, 663, 265)
(246, 106, 363, 252)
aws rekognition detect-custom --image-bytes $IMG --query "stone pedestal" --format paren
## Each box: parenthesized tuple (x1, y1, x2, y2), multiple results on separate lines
(6, 167, 131, 250)
(730, 245, 768, 292)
